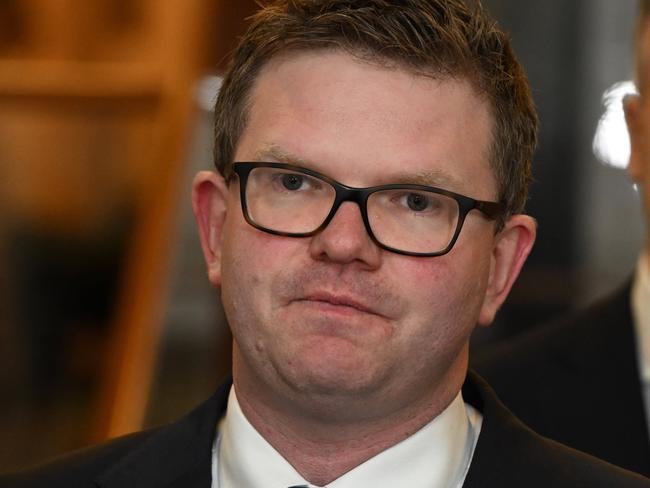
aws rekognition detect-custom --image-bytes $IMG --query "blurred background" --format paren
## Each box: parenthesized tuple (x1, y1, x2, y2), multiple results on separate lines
(0, 0, 644, 472)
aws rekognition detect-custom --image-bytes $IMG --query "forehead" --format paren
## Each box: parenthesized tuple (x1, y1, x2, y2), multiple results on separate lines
(237, 50, 495, 195)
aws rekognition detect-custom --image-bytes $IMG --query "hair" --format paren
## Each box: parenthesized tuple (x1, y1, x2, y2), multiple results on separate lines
(636, 0, 650, 90)
(213, 0, 538, 218)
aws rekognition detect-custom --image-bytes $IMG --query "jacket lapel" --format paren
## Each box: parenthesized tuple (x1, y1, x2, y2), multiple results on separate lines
(462, 370, 522, 487)
(95, 380, 231, 488)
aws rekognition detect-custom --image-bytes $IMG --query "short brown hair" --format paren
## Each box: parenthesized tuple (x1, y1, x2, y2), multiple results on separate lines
(636, 0, 650, 90)
(214, 0, 538, 218)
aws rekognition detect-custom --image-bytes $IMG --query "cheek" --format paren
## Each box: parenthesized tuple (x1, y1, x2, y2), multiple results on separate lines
(380, 253, 488, 382)
(220, 217, 269, 336)
(393, 244, 492, 328)
(220, 215, 305, 329)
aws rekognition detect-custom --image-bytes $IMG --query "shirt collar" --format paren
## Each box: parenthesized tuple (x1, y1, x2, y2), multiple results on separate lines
(215, 386, 481, 488)
(632, 251, 650, 381)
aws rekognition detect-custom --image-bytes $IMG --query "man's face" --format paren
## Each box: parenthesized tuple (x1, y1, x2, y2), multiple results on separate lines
(194, 50, 534, 416)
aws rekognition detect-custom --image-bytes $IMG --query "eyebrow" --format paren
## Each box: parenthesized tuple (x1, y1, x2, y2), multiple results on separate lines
(251, 144, 463, 190)
(382, 169, 462, 190)
(253, 144, 310, 166)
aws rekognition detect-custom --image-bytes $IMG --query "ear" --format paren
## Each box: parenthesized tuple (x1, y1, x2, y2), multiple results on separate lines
(624, 94, 646, 183)
(477, 214, 537, 326)
(192, 170, 229, 286)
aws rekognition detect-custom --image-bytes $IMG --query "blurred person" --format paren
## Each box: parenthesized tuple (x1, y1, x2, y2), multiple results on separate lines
(474, 0, 650, 477)
(2, 1, 650, 486)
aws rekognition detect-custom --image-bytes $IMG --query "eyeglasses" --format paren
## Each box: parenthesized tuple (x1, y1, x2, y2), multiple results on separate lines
(231, 162, 505, 257)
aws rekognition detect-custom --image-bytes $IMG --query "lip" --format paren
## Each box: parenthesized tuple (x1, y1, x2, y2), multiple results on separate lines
(297, 291, 383, 317)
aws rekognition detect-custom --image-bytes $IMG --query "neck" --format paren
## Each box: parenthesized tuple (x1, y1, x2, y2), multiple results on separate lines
(232, 351, 468, 486)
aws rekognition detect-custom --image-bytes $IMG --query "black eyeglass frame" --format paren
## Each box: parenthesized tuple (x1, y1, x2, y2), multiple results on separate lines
(231, 162, 505, 257)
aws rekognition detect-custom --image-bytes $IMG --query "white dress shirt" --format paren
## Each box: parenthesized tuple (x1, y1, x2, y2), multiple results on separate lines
(211, 387, 482, 488)
(632, 251, 650, 433)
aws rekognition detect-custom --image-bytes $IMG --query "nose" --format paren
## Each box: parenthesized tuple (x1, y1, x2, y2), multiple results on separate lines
(308, 201, 381, 268)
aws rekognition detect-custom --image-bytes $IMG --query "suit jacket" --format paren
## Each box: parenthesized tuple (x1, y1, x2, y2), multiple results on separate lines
(2, 371, 649, 487)
(473, 281, 650, 477)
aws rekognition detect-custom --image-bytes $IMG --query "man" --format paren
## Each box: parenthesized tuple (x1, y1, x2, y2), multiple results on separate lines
(474, 0, 650, 478)
(2, 1, 649, 487)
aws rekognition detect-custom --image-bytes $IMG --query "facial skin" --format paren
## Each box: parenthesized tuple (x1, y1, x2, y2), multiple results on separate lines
(626, 20, 650, 260)
(193, 50, 535, 482)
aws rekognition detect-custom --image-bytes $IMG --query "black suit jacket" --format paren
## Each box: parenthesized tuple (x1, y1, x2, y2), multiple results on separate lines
(474, 282, 650, 477)
(2, 371, 649, 487)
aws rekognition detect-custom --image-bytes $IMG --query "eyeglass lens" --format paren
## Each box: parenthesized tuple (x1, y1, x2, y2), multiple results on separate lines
(244, 166, 461, 254)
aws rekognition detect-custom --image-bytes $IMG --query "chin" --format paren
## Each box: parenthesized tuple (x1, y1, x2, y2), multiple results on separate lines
(278, 343, 387, 397)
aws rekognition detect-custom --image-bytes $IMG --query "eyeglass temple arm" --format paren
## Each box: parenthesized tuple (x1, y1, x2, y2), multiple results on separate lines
(474, 200, 505, 220)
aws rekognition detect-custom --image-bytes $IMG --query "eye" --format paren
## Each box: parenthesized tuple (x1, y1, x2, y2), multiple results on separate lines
(281, 173, 304, 191)
(405, 192, 432, 212)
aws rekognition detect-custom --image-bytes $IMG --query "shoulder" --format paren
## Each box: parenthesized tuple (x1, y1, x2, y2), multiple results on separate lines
(0, 381, 231, 488)
(0, 430, 158, 487)
(463, 371, 650, 487)
(476, 422, 650, 487)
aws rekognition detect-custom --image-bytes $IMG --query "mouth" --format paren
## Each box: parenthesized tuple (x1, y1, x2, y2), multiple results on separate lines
(297, 291, 383, 318)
